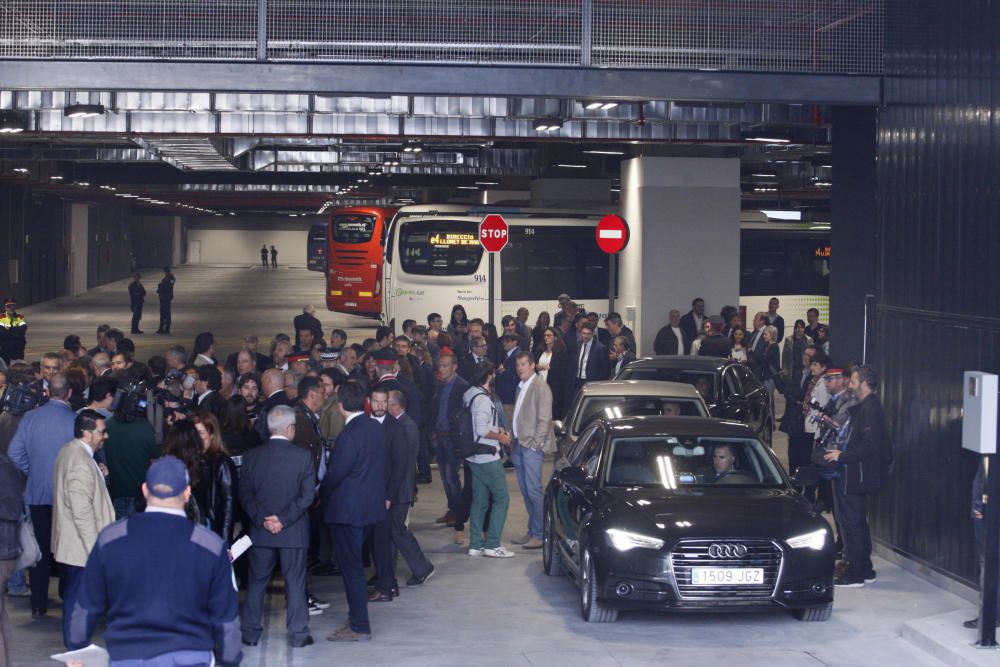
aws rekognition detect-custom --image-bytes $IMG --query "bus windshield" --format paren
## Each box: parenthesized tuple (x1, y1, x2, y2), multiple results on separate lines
(333, 214, 377, 244)
(399, 220, 484, 276)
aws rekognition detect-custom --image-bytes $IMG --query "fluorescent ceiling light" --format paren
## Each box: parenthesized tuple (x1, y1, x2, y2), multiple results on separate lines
(12, 167, 29, 174)
(555, 163, 587, 169)
(746, 136, 791, 144)
(0, 112, 28, 133)
(456, 185, 479, 190)
(583, 149, 625, 155)
(475, 180, 499, 186)
(64, 103, 106, 118)
(534, 117, 563, 132)
(751, 173, 776, 178)
(760, 210, 802, 221)
(585, 101, 603, 110)
(50, 175, 64, 180)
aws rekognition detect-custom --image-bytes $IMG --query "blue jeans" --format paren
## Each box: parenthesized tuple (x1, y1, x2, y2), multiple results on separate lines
(512, 444, 545, 539)
(5, 567, 26, 594)
(434, 435, 461, 516)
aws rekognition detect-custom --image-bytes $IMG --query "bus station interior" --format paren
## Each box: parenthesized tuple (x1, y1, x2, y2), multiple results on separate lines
(2, 0, 1000, 664)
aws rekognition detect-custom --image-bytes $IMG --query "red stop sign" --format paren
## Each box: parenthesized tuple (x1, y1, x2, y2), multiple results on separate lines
(595, 214, 629, 254)
(479, 214, 509, 253)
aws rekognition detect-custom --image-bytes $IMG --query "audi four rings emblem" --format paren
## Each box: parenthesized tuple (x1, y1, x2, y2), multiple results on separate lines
(708, 543, 748, 559)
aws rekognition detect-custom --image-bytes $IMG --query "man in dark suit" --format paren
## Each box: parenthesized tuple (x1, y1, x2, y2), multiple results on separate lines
(678, 297, 706, 343)
(604, 313, 635, 353)
(766, 297, 785, 342)
(293, 305, 324, 349)
(371, 391, 435, 600)
(586, 312, 611, 347)
(239, 405, 316, 648)
(573, 322, 610, 389)
(320, 381, 387, 642)
(653, 309, 691, 356)
(195, 365, 227, 418)
(430, 353, 471, 541)
(457, 336, 489, 384)
(611, 336, 636, 378)
(747, 311, 769, 376)
(128, 273, 146, 335)
(494, 334, 521, 423)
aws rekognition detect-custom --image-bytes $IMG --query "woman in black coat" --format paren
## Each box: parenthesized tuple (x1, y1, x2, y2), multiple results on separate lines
(534, 326, 573, 420)
(191, 411, 238, 547)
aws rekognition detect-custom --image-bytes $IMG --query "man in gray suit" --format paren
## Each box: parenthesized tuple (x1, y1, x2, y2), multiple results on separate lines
(509, 351, 555, 550)
(239, 405, 316, 648)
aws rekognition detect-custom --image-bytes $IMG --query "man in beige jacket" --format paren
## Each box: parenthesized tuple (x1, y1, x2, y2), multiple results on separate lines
(52, 409, 115, 648)
(509, 351, 555, 550)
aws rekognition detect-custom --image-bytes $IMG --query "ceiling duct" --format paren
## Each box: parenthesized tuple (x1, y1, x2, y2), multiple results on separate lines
(133, 137, 238, 171)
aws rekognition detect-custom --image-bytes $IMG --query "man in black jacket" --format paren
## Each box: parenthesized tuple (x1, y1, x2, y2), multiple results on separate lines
(653, 309, 690, 356)
(240, 405, 316, 648)
(155, 267, 175, 334)
(698, 316, 733, 357)
(128, 273, 146, 335)
(678, 297, 706, 343)
(824, 365, 891, 588)
(371, 391, 435, 600)
(430, 353, 470, 543)
(195, 365, 227, 418)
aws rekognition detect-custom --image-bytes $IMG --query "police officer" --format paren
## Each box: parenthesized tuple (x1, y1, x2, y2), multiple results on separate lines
(260, 245, 269, 268)
(128, 273, 146, 335)
(156, 267, 175, 334)
(0, 298, 26, 364)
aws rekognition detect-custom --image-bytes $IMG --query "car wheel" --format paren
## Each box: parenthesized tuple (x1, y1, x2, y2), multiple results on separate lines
(792, 603, 832, 622)
(542, 507, 566, 576)
(580, 548, 618, 623)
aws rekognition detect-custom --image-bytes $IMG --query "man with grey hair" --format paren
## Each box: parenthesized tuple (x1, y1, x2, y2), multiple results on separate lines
(240, 404, 317, 647)
(165, 345, 187, 372)
(91, 352, 112, 378)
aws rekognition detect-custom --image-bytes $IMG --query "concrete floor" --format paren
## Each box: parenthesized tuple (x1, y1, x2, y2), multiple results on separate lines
(6, 266, 978, 666)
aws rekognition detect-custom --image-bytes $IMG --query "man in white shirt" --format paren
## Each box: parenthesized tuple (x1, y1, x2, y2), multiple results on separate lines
(509, 352, 555, 550)
(653, 309, 691, 355)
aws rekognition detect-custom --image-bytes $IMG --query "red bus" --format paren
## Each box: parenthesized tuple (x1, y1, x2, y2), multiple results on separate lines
(326, 206, 397, 317)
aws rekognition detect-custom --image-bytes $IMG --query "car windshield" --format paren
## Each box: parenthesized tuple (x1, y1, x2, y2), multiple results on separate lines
(573, 396, 707, 435)
(604, 436, 784, 489)
(616, 367, 717, 403)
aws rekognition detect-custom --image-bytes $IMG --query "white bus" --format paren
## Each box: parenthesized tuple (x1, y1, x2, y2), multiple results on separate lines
(381, 205, 613, 328)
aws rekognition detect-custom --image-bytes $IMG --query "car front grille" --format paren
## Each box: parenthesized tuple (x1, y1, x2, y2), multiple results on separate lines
(669, 539, 782, 600)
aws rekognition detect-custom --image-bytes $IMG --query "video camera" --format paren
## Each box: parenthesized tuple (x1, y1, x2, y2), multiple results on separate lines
(1, 382, 47, 416)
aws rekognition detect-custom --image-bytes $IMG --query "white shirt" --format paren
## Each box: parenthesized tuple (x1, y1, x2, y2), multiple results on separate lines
(344, 411, 364, 426)
(577, 340, 592, 379)
(693, 313, 704, 332)
(197, 390, 214, 405)
(670, 325, 684, 354)
(372, 414, 386, 424)
(195, 353, 215, 366)
(537, 351, 551, 382)
(145, 505, 187, 518)
(512, 373, 535, 439)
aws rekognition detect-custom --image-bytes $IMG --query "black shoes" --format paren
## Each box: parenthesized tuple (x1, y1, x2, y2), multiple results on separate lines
(132, 330, 144, 334)
(406, 567, 436, 587)
(31, 607, 47, 617)
(417, 475, 432, 484)
(291, 636, 314, 648)
(368, 590, 393, 602)
(310, 563, 341, 576)
(964, 617, 1000, 629)
(242, 638, 258, 647)
(864, 570, 877, 584)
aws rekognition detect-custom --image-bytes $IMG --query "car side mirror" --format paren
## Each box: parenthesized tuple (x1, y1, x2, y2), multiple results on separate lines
(558, 466, 589, 488)
(553, 420, 564, 436)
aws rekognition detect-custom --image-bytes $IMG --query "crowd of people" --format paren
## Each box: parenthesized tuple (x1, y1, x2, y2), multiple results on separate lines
(0, 291, 896, 666)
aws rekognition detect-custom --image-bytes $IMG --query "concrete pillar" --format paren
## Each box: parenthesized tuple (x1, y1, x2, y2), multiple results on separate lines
(68, 203, 89, 295)
(619, 157, 741, 356)
(171, 216, 182, 267)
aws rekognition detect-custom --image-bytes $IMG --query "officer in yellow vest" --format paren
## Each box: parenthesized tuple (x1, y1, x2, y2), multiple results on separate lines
(0, 297, 27, 363)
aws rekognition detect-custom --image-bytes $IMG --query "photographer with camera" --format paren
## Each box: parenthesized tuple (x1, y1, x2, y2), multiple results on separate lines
(104, 377, 161, 520)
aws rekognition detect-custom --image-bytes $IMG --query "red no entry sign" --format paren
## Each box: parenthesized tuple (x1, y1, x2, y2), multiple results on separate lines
(595, 214, 629, 254)
(479, 214, 509, 253)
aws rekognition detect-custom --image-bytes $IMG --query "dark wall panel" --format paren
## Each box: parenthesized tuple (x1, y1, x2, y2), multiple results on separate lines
(869, 0, 1000, 583)
(130, 215, 174, 269)
(0, 184, 68, 307)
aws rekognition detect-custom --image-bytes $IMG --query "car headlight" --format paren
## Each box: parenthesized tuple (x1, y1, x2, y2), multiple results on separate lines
(606, 528, 665, 552)
(786, 528, 828, 550)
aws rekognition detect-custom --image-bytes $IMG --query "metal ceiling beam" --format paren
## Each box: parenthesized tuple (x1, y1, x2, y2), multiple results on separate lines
(0, 61, 882, 106)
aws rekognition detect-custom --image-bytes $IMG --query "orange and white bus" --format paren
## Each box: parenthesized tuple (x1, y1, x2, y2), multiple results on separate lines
(325, 206, 397, 318)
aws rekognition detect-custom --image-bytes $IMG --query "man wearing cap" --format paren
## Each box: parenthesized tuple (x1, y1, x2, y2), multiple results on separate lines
(698, 316, 733, 357)
(67, 456, 242, 666)
(372, 347, 423, 427)
(0, 298, 26, 364)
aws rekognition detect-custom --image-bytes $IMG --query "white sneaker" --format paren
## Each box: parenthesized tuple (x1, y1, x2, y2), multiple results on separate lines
(468, 548, 484, 556)
(483, 546, 515, 559)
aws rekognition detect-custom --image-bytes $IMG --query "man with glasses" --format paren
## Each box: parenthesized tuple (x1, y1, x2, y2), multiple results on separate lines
(52, 409, 114, 647)
(40, 352, 63, 392)
(458, 335, 489, 383)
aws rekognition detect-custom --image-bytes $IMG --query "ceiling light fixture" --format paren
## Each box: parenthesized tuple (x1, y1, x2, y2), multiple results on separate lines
(583, 149, 625, 156)
(50, 175, 64, 180)
(475, 180, 499, 186)
(533, 117, 564, 132)
(751, 173, 777, 178)
(0, 111, 28, 134)
(12, 167, 29, 174)
(64, 103, 106, 118)
(457, 185, 479, 190)
(402, 140, 424, 154)
(555, 162, 587, 169)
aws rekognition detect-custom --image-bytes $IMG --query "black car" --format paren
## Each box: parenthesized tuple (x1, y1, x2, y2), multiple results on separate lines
(543, 416, 834, 623)
(616, 356, 774, 444)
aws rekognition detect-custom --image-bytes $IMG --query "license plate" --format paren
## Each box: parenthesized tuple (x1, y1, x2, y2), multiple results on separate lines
(691, 567, 764, 585)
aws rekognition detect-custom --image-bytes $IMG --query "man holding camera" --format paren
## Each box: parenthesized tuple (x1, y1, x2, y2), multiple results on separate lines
(104, 383, 161, 520)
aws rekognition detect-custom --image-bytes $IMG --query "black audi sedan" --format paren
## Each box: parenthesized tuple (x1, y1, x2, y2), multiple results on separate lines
(616, 356, 774, 444)
(543, 416, 835, 623)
